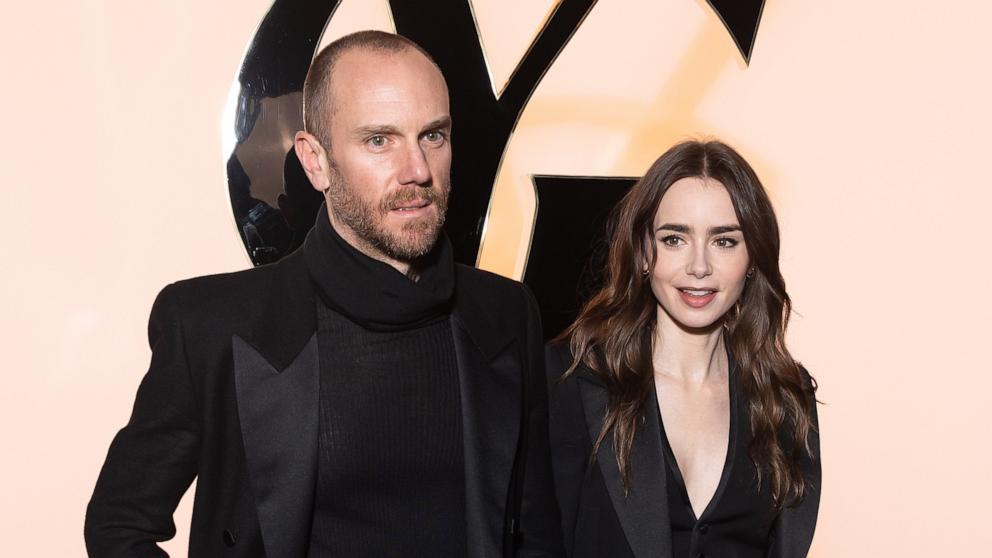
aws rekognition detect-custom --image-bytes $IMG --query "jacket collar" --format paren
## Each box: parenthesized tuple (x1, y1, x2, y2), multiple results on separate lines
(449, 263, 522, 555)
(577, 367, 673, 558)
(237, 249, 512, 372)
(237, 249, 318, 373)
(450, 264, 517, 359)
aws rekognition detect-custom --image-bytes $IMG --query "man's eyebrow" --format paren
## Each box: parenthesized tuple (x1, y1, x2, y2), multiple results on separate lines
(421, 116, 452, 133)
(351, 124, 401, 139)
(349, 117, 452, 140)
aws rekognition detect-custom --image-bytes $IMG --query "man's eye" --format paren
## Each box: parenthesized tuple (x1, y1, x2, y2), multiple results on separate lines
(714, 237, 739, 248)
(368, 135, 387, 147)
(423, 131, 445, 144)
(660, 235, 684, 247)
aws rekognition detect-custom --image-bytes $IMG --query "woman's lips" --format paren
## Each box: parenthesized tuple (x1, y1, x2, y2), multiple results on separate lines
(678, 288, 717, 308)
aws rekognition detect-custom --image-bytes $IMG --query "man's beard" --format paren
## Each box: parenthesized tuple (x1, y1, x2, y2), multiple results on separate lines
(325, 168, 450, 262)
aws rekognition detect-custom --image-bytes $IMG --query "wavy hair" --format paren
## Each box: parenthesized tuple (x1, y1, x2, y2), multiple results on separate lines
(561, 140, 816, 509)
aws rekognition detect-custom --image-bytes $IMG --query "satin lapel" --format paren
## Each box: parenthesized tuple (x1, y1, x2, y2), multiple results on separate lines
(578, 375, 672, 558)
(233, 333, 319, 558)
(451, 313, 520, 558)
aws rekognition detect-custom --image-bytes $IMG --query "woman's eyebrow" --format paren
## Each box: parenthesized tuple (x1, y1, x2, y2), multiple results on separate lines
(656, 223, 690, 233)
(709, 225, 742, 235)
(655, 224, 741, 234)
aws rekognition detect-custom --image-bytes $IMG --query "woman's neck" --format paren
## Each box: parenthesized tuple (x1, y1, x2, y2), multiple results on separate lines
(652, 307, 728, 385)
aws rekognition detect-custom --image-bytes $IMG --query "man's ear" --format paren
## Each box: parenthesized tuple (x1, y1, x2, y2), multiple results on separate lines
(294, 131, 331, 192)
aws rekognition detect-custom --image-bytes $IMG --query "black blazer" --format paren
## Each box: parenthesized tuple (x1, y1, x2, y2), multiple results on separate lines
(85, 250, 563, 558)
(545, 343, 820, 558)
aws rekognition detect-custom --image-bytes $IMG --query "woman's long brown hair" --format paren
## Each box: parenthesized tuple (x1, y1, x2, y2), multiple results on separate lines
(560, 140, 817, 509)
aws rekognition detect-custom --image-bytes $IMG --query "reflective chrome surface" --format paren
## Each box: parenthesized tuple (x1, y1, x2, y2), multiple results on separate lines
(227, 1, 342, 264)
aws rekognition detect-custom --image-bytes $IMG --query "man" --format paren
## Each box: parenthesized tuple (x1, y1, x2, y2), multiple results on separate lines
(85, 31, 562, 557)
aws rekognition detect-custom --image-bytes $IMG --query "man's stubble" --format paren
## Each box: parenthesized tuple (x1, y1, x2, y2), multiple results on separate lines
(325, 159, 450, 262)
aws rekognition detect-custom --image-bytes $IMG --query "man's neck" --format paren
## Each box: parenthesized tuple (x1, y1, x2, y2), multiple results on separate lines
(326, 213, 415, 279)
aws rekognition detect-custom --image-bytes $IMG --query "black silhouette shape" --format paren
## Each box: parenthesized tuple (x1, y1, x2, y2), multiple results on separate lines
(704, 0, 766, 63)
(524, 175, 636, 340)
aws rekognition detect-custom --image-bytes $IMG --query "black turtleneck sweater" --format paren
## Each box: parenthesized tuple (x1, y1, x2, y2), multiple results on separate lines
(304, 205, 467, 557)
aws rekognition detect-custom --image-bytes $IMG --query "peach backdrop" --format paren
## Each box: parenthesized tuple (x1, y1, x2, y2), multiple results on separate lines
(2, 0, 990, 555)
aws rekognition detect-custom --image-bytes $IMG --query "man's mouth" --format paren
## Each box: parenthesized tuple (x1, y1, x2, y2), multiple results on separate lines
(391, 199, 432, 212)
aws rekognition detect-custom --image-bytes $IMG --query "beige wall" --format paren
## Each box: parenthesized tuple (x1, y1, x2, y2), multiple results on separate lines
(2, 0, 990, 555)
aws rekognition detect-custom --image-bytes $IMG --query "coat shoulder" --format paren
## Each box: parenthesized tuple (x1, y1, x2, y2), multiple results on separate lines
(454, 263, 528, 296)
(161, 251, 302, 310)
(545, 341, 574, 377)
(167, 257, 285, 305)
(453, 263, 535, 319)
(151, 251, 311, 353)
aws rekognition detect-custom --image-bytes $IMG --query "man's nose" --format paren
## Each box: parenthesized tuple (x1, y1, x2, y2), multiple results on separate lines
(397, 142, 432, 186)
(686, 244, 713, 278)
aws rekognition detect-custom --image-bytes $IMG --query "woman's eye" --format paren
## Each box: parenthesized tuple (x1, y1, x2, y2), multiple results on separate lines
(714, 237, 739, 248)
(660, 235, 684, 247)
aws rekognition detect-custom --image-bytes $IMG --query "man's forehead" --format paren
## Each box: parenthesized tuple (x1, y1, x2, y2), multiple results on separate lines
(328, 48, 449, 127)
(332, 48, 445, 96)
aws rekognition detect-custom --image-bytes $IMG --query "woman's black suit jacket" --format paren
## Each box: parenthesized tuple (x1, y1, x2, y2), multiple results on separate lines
(545, 343, 820, 558)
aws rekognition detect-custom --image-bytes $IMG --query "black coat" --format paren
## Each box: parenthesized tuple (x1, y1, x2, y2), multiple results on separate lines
(85, 249, 563, 558)
(545, 343, 820, 558)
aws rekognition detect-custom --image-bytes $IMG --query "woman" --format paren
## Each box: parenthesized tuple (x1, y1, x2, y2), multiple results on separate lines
(546, 140, 820, 558)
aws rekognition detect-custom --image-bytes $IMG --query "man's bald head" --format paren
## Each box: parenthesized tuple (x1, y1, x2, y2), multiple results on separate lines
(303, 30, 443, 149)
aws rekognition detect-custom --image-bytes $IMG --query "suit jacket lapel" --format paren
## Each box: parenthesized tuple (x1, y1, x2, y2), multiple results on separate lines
(233, 334, 319, 558)
(451, 304, 521, 557)
(232, 251, 320, 558)
(578, 373, 672, 558)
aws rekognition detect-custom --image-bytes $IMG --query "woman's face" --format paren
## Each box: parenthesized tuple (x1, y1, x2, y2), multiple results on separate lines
(649, 177, 750, 331)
